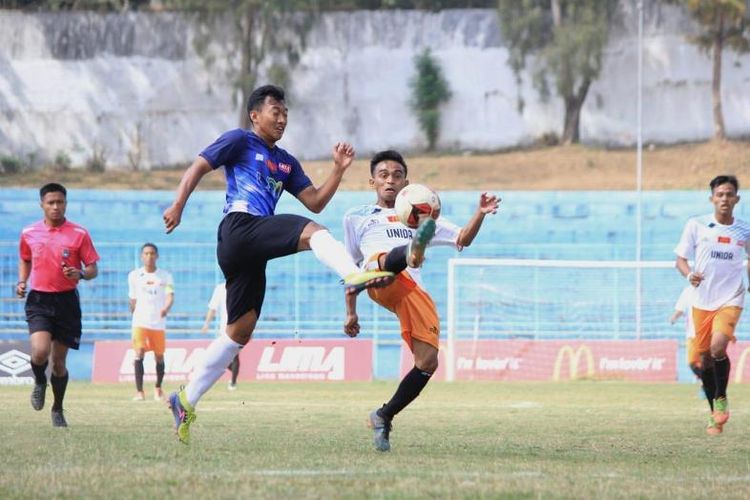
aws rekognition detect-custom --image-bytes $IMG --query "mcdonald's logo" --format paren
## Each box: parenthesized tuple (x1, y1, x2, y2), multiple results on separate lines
(734, 347, 750, 383)
(553, 345, 595, 381)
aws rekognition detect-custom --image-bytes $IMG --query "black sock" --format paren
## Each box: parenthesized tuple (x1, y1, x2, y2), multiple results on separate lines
(155, 361, 165, 388)
(714, 357, 730, 400)
(230, 355, 240, 385)
(701, 364, 716, 412)
(50, 371, 68, 412)
(383, 245, 408, 274)
(134, 359, 144, 392)
(31, 361, 48, 385)
(379, 366, 432, 421)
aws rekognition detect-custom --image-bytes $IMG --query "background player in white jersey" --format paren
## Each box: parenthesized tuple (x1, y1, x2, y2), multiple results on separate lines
(343, 150, 499, 451)
(201, 282, 239, 391)
(675, 175, 750, 435)
(128, 243, 174, 401)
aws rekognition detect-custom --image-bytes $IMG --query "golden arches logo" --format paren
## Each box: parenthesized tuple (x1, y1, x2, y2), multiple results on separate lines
(733, 347, 750, 383)
(553, 345, 595, 381)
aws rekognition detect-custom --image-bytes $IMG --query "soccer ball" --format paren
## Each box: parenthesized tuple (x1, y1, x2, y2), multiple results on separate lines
(394, 183, 441, 229)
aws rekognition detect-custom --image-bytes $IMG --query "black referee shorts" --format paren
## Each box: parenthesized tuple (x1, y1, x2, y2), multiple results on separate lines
(217, 212, 312, 324)
(25, 289, 83, 350)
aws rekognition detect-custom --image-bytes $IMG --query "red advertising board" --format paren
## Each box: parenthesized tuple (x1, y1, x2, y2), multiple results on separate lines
(727, 342, 750, 383)
(93, 339, 372, 383)
(401, 340, 678, 381)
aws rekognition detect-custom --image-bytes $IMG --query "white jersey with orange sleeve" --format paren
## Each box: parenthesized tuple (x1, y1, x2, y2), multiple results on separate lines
(343, 204, 461, 287)
(674, 214, 750, 310)
(128, 267, 174, 330)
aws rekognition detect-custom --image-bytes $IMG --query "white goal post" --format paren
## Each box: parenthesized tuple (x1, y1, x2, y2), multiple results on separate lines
(445, 258, 683, 381)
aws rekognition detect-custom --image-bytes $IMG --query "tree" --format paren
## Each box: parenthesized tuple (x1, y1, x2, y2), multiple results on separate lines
(163, 0, 314, 128)
(410, 48, 452, 151)
(497, 0, 617, 145)
(669, 0, 749, 141)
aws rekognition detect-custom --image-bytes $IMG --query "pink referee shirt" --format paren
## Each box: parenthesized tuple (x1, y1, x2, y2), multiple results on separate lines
(19, 219, 100, 293)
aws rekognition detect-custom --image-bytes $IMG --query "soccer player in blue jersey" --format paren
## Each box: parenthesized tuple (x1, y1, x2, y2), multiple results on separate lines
(162, 85, 392, 443)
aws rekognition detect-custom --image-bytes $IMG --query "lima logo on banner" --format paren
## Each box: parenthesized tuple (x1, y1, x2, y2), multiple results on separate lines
(0, 348, 34, 385)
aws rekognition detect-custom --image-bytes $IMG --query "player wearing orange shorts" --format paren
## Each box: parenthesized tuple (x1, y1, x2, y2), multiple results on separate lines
(128, 243, 174, 401)
(343, 150, 499, 451)
(675, 175, 750, 435)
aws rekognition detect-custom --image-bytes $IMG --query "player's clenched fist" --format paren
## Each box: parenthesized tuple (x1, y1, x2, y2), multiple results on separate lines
(163, 203, 183, 234)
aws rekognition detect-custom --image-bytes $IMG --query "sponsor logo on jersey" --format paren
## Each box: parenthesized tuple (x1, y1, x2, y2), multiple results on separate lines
(255, 153, 264, 161)
(718, 236, 731, 244)
(711, 250, 734, 260)
(265, 159, 278, 173)
(387, 215, 400, 222)
(279, 162, 292, 174)
(386, 228, 413, 239)
(265, 176, 284, 196)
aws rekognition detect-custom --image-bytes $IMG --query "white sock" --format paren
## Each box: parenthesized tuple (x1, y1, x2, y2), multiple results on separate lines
(309, 229, 359, 278)
(185, 333, 243, 408)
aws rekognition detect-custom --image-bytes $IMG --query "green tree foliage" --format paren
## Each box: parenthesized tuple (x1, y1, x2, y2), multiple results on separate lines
(1, 0, 495, 11)
(163, 0, 314, 127)
(0, 0, 151, 10)
(410, 48, 452, 151)
(497, 0, 617, 145)
(668, 0, 749, 140)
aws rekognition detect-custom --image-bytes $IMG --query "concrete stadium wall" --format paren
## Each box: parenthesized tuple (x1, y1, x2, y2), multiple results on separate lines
(1, 5, 750, 168)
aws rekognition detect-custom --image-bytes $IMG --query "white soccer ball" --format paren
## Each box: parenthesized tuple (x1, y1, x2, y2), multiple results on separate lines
(394, 183, 441, 229)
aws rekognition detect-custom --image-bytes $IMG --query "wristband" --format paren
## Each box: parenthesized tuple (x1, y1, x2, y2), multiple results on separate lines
(79, 269, 86, 280)
(17, 281, 26, 285)
(686, 272, 694, 282)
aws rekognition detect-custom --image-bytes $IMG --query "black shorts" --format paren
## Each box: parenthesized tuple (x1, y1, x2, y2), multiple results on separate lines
(25, 289, 82, 350)
(217, 212, 312, 324)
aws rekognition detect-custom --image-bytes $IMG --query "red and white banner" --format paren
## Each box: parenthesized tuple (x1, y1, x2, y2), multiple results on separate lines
(727, 342, 750, 383)
(93, 339, 372, 383)
(401, 340, 678, 382)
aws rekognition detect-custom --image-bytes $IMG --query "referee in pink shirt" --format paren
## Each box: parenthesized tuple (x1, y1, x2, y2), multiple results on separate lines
(16, 183, 100, 428)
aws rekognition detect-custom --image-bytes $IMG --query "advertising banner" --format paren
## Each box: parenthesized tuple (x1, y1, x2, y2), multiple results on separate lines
(93, 339, 372, 383)
(401, 340, 678, 382)
(0, 341, 34, 385)
(728, 342, 750, 383)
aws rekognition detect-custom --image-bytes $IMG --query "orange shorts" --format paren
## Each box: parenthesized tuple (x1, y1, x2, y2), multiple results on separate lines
(686, 337, 700, 369)
(132, 327, 166, 355)
(691, 305, 742, 356)
(366, 254, 439, 351)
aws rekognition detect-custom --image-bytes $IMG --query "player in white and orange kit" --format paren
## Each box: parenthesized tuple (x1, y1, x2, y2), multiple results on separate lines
(675, 175, 750, 435)
(343, 150, 499, 451)
(128, 243, 174, 401)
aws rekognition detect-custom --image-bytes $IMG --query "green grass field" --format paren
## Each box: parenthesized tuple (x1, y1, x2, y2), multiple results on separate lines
(2, 381, 750, 499)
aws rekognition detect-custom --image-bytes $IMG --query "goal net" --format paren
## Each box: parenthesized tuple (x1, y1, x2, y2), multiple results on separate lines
(445, 258, 690, 381)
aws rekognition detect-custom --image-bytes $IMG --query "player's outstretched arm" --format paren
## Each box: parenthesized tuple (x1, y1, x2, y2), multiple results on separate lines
(163, 157, 213, 233)
(456, 192, 500, 248)
(296, 142, 355, 214)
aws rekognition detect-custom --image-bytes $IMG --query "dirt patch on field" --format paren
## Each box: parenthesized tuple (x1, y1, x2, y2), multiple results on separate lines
(2, 140, 748, 192)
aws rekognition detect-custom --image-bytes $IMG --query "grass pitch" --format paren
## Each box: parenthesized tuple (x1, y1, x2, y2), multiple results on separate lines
(2, 381, 750, 499)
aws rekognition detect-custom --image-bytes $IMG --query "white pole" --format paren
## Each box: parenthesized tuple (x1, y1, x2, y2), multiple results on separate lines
(446, 259, 456, 382)
(635, 0, 644, 341)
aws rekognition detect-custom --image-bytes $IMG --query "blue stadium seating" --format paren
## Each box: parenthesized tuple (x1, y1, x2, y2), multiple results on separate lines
(0, 187, 728, 378)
